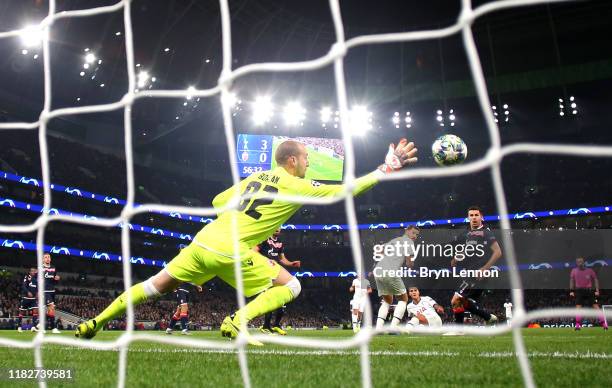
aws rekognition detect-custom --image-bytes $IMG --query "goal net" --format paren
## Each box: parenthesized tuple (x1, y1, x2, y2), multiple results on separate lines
(0, 1, 610, 388)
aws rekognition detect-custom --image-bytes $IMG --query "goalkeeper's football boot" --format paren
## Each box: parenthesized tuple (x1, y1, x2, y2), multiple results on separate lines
(221, 316, 263, 346)
(75, 319, 99, 339)
(259, 327, 272, 335)
(271, 326, 287, 335)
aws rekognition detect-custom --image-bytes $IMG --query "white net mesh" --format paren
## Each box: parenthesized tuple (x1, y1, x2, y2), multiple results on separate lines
(0, 0, 611, 387)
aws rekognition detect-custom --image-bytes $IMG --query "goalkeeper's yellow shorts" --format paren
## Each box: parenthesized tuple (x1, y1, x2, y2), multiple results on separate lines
(164, 241, 281, 297)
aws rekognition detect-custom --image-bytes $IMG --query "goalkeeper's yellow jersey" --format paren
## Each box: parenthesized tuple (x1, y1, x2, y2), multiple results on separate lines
(194, 167, 380, 256)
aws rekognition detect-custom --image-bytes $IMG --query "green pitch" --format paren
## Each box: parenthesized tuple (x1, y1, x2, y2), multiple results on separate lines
(271, 142, 344, 181)
(0, 329, 610, 387)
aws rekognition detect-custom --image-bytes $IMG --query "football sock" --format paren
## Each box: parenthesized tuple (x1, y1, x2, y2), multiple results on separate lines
(264, 312, 273, 329)
(599, 314, 608, 329)
(274, 307, 285, 327)
(47, 312, 55, 329)
(232, 285, 294, 327)
(391, 301, 407, 327)
(94, 281, 159, 328)
(180, 314, 188, 330)
(376, 301, 390, 329)
(453, 306, 465, 324)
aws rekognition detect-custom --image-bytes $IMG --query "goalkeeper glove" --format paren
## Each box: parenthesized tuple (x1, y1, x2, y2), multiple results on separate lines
(377, 138, 417, 174)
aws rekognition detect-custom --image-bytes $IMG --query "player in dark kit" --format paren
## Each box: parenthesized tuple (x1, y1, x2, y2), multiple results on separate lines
(448, 207, 500, 332)
(17, 267, 38, 333)
(255, 229, 301, 335)
(42, 253, 61, 334)
(166, 283, 203, 335)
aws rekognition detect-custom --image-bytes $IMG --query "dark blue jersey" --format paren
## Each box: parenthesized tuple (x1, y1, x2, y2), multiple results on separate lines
(258, 237, 284, 262)
(21, 274, 37, 298)
(175, 285, 190, 305)
(457, 225, 498, 270)
(42, 266, 58, 292)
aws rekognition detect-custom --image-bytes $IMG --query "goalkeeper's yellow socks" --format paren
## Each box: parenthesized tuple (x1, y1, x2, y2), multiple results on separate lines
(93, 281, 158, 328)
(232, 284, 294, 327)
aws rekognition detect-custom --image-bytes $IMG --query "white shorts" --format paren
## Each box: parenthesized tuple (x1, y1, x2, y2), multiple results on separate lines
(407, 313, 443, 328)
(425, 314, 443, 327)
(374, 274, 407, 296)
(351, 297, 367, 312)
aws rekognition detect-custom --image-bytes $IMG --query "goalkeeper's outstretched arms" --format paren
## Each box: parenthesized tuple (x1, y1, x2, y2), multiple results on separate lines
(211, 138, 417, 210)
(284, 138, 418, 199)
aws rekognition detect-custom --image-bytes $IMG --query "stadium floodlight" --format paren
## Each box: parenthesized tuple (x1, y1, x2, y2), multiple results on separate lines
(20, 25, 43, 47)
(348, 105, 372, 136)
(83, 63, 90, 69)
(137, 71, 150, 88)
(503, 104, 508, 109)
(283, 102, 306, 126)
(222, 92, 238, 108)
(85, 53, 96, 64)
(33, 54, 38, 59)
(252, 96, 274, 126)
(164, 47, 170, 52)
(320, 107, 332, 125)
(21, 49, 28, 55)
(186, 86, 196, 100)
(405, 112, 412, 128)
(392, 112, 400, 128)
(79, 71, 85, 76)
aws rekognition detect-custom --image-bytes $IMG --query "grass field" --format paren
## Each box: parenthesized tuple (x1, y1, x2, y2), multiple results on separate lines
(0, 329, 610, 387)
(271, 141, 344, 181)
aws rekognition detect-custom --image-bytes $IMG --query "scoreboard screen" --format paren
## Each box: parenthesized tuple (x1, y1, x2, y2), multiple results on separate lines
(236, 134, 345, 181)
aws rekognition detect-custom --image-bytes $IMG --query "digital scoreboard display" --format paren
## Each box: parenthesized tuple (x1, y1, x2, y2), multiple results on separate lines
(236, 134, 344, 181)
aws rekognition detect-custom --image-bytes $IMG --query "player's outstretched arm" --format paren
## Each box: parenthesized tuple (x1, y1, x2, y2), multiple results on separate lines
(289, 139, 418, 199)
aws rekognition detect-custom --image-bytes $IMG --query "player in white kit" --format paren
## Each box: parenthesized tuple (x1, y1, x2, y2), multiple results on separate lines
(373, 226, 419, 330)
(406, 286, 444, 328)
(503, 300, 513, 326)
(350, 276, 372, 333)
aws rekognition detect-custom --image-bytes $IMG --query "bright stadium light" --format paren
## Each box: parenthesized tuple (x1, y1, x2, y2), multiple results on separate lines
(252, 96, 274, 126)
(20, 25, 43, 47)
(85, 53, 96, 63)
(405, 112, 412, 128)
(186, 86, 196, 100)
(349, 105, 372, 136)
(283, 101, 306, 126)
(221, 92, 238, 108)
(392, 112, 400, 128)
(320, 107, 332, 125)
(137, 71, 150, 88)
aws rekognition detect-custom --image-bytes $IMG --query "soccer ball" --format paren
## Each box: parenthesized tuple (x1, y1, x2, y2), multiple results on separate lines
(431, 134, 467, 166)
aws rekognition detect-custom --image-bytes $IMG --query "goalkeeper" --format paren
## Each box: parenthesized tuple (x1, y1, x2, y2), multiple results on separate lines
(76, 138, 417, 345)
